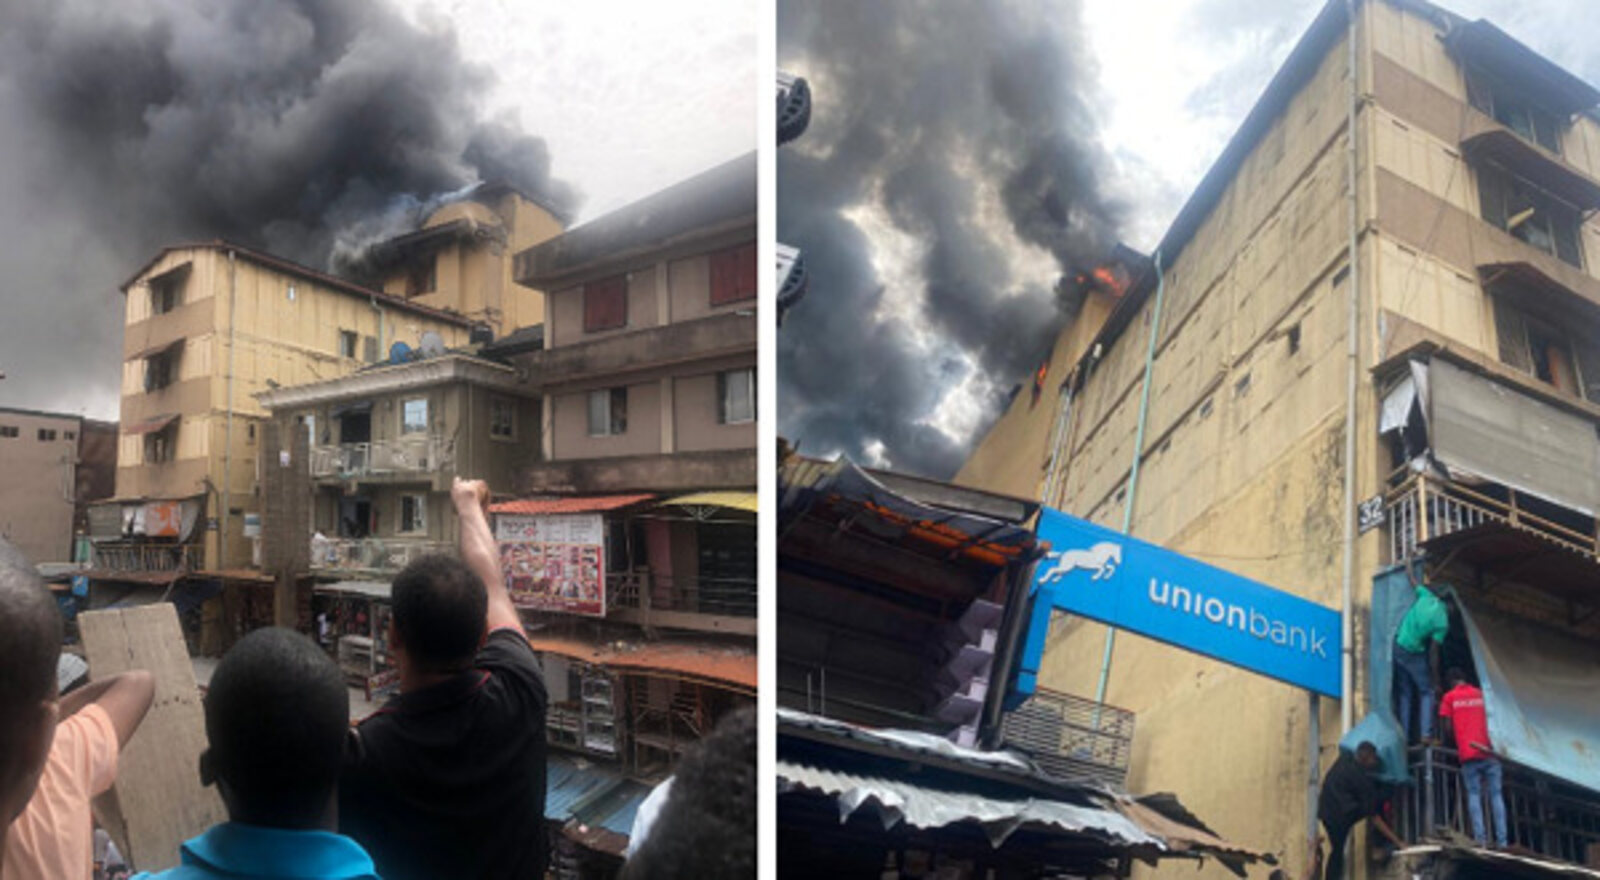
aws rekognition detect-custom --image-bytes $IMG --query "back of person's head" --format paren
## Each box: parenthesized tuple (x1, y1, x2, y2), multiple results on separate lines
(1446, 666, 1468, 686)
(390, 554, 486, 673)
(0, 538, 63, 823)
(202, 627, 348, 828)
(621, 706, 756, 880)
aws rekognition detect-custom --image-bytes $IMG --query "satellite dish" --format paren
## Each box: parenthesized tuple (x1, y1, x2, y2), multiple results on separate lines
(389, 341, 413, 364)
(419, 331, 446, 358)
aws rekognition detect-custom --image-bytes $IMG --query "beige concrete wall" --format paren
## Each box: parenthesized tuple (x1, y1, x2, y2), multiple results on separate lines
(550, 379, 662, 459)
(673, 359, 758, 452)
(0, 411, 80, 563)
(667, 244, 759, 323)
(955, 14, 1381, 876)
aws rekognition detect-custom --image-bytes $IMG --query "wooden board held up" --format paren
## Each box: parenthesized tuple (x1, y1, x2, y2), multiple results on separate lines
(79, 604, 225, 872)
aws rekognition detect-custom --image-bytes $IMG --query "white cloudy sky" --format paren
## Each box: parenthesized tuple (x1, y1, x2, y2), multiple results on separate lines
(396, 0, 757, 224)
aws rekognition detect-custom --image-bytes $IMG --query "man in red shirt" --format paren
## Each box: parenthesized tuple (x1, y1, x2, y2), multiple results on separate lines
(1438, 667, 1507, 848)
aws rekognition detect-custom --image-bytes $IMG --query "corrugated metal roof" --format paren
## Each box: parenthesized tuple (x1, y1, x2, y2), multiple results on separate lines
(489, 494, 655, 515)
(777, 758, 1158, 849)
(1398, 843, 1600, 879)
(528, 634, 756, 691)
(778, 708, 1035, 775)
(315, 580, 392, 599)
(546, 754, 653, 856)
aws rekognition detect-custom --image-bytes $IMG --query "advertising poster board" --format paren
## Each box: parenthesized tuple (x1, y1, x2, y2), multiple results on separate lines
(495, 513, 607, 617)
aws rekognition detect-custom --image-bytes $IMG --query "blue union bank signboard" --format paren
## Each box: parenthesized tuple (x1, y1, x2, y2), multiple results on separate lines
(1012, 508, 1342, 701)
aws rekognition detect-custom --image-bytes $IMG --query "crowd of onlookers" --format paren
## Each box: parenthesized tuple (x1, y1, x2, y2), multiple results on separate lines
(1, 478, 755, 879)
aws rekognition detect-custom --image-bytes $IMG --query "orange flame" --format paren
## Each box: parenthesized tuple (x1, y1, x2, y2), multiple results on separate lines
(1092, 264, 1127, 298)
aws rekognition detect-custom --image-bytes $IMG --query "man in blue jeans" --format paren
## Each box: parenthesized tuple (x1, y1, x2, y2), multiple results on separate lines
(1439, 667, 1507, 848)
(1393, 582, 1449, 743)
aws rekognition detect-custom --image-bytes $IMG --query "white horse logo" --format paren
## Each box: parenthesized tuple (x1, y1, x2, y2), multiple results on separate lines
(1038, 541, 1123, 584)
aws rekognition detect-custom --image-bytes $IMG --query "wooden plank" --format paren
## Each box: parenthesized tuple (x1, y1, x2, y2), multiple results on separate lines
(78, 604, 225, 872)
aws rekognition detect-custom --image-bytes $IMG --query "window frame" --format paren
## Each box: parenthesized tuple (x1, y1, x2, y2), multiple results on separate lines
(399, 493, 428, 535)
(709, 242, 758, 306)
(582, 276, 629, 333)
(144, 423, 177, 465)
(400, 398, 429, 435)
(717, 368, 756, 424)
(1477, 162, 1584, 269)
(144, 348, 179, 392)
(339, 330, 359, 360)
(37, 428, 57, 442)
(0, 426, 17, 439)
(489, 398, 517, 441)
(587, 387, 628, 437)
(1467, 67, 1565, 155)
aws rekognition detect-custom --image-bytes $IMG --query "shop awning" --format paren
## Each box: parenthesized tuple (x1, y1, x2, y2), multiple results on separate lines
(126, 336, 185, 362)
(123, 413, 180, 436)
(1458, 596, 1600, 794)
(315, 580, 392, 599)
(489, 494, 655, 516)
(525, 634, 756, 691)
(660, 491, 758, 513)
(1425, 357, 1600, 516)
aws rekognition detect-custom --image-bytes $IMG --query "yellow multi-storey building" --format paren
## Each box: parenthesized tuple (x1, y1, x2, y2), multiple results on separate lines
(104, 184, 565, 575)
(959, 1, 1600, 875)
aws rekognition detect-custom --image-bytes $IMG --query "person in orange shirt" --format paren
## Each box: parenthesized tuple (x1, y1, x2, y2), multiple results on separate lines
(0, 539, 154, 880)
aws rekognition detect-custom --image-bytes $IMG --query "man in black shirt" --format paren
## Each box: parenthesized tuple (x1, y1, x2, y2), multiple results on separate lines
(1317, 741, 1403, 880)
(340, 478, 548, 879)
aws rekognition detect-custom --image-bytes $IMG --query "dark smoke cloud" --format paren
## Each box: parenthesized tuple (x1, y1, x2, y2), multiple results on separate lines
(0, 0, 578, 418)
(778, 0, 1122, 479)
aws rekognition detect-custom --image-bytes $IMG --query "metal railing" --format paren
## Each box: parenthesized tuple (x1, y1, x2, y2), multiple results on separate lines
(607, 571, 757, 618)
(1384, 472, 1600, 563)
(309, 436, 446, 478)
(310, 538, 453, 573)
(91, 542, 198, 573)
(1000, 688, 1135, 788)
(1398, 745, 1600, 864)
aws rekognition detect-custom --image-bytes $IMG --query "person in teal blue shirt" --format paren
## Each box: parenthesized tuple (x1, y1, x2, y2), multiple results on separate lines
(134, 628, 378, 880)
(1393, 583, 1450, 744)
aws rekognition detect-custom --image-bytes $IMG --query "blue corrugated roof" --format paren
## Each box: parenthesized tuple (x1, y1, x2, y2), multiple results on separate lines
(546, 755, 653, 836)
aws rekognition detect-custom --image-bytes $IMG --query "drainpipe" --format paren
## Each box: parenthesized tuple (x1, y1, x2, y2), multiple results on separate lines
(1339, 0, 1360, 735)
(370, 295, 386, 362)
(1092, 248, 1165, 711)
(221, 249, 237, 570)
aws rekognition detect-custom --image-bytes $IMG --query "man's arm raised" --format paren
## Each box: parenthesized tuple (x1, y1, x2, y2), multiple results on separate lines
(453, 477, 525, 638)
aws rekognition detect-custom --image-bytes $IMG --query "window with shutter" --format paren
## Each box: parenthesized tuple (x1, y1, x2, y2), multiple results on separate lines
(1494, 298, 1533, 375)
(583, 277, 627, 332)
(710, 243, 757, 305)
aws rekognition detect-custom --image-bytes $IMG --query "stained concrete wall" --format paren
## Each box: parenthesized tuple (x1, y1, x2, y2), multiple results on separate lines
(0, 409, 80, 563)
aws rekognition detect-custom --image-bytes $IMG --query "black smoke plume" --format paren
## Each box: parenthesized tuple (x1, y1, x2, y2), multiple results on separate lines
(778, 0, 1122, 479)
(0, 0, 577, 417)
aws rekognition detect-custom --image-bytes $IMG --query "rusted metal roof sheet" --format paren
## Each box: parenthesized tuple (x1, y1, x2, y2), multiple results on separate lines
(526, 634, 756, 692)
(489, 494, 655, 515)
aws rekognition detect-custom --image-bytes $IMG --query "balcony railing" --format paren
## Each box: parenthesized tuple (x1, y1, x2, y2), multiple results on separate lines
(1383, 471, 1600, 563)
(310, 537, 453, 573)
(1397, 745, 1600, 865)
(608, 571, 757, 619)
(309, 436, 446, 479)
(1000, 688, 1134, 788)
(91, 542, 198, 573)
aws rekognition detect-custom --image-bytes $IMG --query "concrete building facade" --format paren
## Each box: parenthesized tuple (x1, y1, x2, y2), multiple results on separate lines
(957, 1, 1600, 875)
(109, 242, 475, 573)
(0, 407, 91, 563)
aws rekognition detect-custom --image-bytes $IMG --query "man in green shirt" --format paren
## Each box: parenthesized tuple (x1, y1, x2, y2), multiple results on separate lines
(1393, 583, 1450, 743)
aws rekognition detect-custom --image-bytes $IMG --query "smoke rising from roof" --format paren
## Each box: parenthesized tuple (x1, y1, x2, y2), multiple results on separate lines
(777, 0, 1124, 479)
(0, 0, 577, 418)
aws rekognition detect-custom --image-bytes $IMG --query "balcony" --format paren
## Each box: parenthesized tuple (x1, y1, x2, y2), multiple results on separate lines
(1397, 744, 1600, 866)
(1000, 688, 1134, 788)
(310, 537, 453, 574)
(606, 570, 757, 636)
(512, 311, 756, 391)
(90, 542, 198, 574)
(309, 436, 446, 480)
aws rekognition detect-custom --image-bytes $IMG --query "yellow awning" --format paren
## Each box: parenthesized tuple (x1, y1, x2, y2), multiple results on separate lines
(661, 491, 758, 513)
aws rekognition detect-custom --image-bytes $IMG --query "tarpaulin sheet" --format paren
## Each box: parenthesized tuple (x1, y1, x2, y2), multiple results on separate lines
(1359, 564, 1419, 784)
(1428, 358, 1600, 515)
(1456, 598, 1600, 794)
